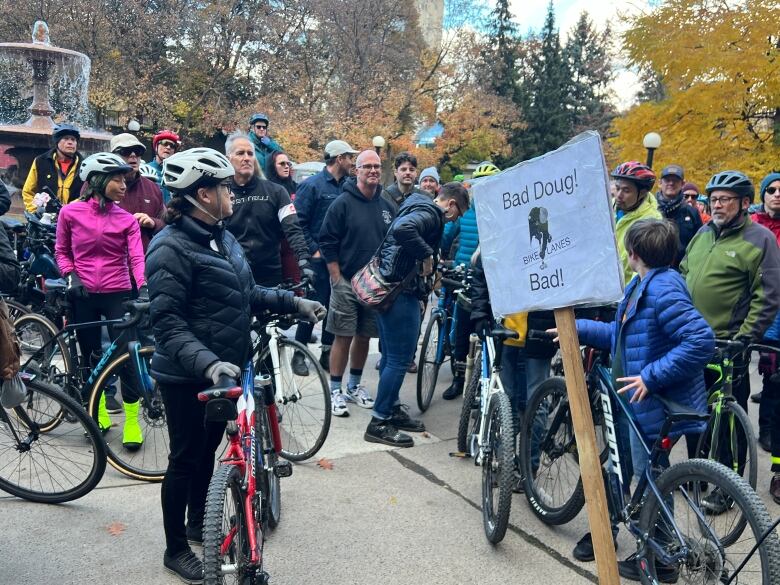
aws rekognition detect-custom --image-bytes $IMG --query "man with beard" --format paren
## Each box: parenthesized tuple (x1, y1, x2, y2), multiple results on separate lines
(655, 164, 702, 265)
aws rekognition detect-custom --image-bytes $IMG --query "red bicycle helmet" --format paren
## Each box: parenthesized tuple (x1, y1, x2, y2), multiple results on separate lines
(153, 130, 182, 151)
(611, 161, 656, 192)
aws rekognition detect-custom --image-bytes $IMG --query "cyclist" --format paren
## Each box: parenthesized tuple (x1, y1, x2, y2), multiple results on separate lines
(53, 152, 147, 447)
(146, 147, 324, 583)
(147, 130, 181, 203)
(22, 123, 84, 212)
(439, 161, 499, 400)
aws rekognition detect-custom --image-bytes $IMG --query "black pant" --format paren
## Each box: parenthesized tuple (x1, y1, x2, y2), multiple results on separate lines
(759, 374, 780, 471)
(160, 382, 226, 555)
(452, 304, 473, 362)
(294, 258, 334, 347)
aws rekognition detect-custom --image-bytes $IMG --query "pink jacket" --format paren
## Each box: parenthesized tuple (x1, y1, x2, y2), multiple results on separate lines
(55, 198, 146, 293)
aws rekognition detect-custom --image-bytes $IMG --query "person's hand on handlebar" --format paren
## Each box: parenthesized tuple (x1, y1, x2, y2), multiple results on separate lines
(205, 361, 241, 385)
(294, 298, 327, 323)
(299, 258, 317, 282)
(546, 328, 559, 343)
(137, 284, 149, 301)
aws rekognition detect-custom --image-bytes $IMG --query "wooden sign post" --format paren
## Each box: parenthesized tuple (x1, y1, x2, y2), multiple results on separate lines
(554, 308, 619, 585)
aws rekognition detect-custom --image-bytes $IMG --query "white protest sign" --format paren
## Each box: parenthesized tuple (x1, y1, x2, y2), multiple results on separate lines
(474, 131, 623, 316)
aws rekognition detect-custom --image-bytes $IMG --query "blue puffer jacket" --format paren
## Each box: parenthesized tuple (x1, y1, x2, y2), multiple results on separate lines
(441, 202, 479, 266)
(576, 268, 715, 440)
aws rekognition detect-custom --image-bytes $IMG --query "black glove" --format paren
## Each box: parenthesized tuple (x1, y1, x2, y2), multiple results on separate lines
(137, 284, 150, 301)
(472, 318, 490, 340)
(299, 258, 316, 283)
(66, 272, 88, 300)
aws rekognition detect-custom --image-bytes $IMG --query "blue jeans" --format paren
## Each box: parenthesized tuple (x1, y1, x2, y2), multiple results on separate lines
(374, 293, 421, 419)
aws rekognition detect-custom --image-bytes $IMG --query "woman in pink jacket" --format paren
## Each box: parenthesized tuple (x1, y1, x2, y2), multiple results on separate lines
(55, 152, 147, 449)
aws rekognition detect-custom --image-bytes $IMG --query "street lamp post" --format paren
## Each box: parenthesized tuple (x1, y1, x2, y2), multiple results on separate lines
(127, 119, 141, 134)
(642, 132, 662, 169)
(372, 135, 385, 156)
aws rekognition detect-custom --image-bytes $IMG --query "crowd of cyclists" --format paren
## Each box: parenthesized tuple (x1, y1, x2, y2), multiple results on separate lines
(2, 114, 780, 584)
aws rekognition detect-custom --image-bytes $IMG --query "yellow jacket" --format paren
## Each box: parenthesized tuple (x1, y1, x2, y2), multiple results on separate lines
(614, 196, 662, 285)
(22, 150, 83, 212)
(503, 312, 528, 347)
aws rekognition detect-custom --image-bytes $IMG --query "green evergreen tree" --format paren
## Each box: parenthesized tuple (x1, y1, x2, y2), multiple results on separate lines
(482, 0, 520, 100)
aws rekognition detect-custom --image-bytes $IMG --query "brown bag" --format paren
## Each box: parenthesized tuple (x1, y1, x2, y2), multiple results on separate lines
(0, 298, 21, 380)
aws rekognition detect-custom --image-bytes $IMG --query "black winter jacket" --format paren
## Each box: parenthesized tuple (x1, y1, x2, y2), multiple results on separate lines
(146, 215, 297, 385)
(226, 175, 310, 286)
(0, 225, 20, 293)
(318, 178, 396, 279)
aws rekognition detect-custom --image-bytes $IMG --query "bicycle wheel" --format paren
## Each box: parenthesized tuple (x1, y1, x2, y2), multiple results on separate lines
(456, 351, 482, 454)
(258, 406, 281, 530)
(203, 464, 255, 585)
(256, 337, 330, 462)
(696, 399, 757, 489)
(0, 378, 106, 503)
(416, 311, 442, 412)
(482, 391, 514, 544)
(639, 458, 780, 585)
(6, 299, 30, 322)
(520, 377, 586, 525)
(87, 346, 169, 481)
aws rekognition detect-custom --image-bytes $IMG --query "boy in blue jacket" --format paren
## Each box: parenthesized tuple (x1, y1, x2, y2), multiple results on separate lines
(564, 218, 715, 580)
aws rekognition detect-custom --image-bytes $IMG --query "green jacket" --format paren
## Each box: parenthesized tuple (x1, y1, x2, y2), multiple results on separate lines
(615, 196, 662, 285)
(680, 215, 780, 340)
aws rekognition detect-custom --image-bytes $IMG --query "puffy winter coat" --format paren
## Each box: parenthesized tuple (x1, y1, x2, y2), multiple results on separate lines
(145, 215, 298, 385)
(576, 268, 715, 439)
(55, 198, 145, 293)
(441, 203, 479, 266)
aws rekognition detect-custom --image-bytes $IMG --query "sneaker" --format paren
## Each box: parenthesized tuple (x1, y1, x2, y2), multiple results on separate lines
(122, 400, 143, 451)
(572, 530, 618, 562)
(389, 404, 425, 433)
(318, 348, 330, 372)
(751, 391, 762, 404)
(364, 418, 413, 447)
(345, 384, 374, 409)
(442, 377, 464, 400)
(331, 392, 349, 417)
(163, 549, 204, 584)
(618, 553, 678, 583)
(291, 350, 309, 377)
(770, 473, 780, 505)
(759, 428, 772, 453)
(701, 487, 734, 515)
(105, 394, 122, 413)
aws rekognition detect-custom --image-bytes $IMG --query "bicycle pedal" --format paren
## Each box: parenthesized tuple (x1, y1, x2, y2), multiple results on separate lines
(449, 451, 471, 458)
(273, 461, 293, 478)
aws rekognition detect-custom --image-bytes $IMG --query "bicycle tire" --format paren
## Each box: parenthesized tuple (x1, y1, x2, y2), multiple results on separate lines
(6, 298, 30, 322)
(258, 406, 281, 530)
(203, 464, 254, 585)
(256, 337, 330, 462)
(416, 311, 442, 412)
(456, 352, 482, 454)
(639, 458, 780, 585)
(696, 399, 757, 489)
(0, 378, 106, 503)
(482, 391, 514, 544)
(520, 376, 586, 525)
(87, 346, 169, 482)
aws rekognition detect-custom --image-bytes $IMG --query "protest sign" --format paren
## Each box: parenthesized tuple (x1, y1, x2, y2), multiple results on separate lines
(473, 131, 623, 316)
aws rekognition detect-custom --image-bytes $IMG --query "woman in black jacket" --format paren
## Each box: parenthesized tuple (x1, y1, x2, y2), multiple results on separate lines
(365, 182, 469, 447)
(146, 147, 324, 583)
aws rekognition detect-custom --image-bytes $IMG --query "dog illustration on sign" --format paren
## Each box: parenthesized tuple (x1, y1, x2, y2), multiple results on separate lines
(528, 207, 551, 269)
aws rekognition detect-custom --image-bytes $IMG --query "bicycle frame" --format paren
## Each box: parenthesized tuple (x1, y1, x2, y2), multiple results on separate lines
(471, 335, 506, 465)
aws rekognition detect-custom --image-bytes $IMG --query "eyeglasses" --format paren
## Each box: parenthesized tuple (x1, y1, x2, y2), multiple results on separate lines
(709, 195, 741, 206)
(358, 164, 381, 171)
(254, 124, 268, 130)
(158, 140, 177, 149)
(684, 193, 698, 199)
(215, 183, 232, 194)
(765, 186, 780, 196)
(277, 161, 292, 167)
(116, 146, 144, 157)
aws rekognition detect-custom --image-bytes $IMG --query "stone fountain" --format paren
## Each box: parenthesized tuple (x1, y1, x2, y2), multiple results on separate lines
(0, 21, 111, 214)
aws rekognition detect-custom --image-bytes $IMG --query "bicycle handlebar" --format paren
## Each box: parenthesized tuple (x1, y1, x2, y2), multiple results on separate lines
(526, 329, 556, 341)
(113, 301, 151, 330)
(440, 277, 463, 289)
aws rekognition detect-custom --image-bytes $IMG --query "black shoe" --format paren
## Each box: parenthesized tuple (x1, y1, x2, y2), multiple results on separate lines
(618, 553, 678, 583)
(751, 391, 762, 404)
(442, 377, 464, 400)
(186, 525, 203, 547)
(164, 549, 204, 584)
(309, 332, 319, 344)
(512, 471, 525, 494)
(105, 394, 122, 414)
(572, 531, 618, 562)
(318, 349, 330, 372)
(291, 350, 309, 376)
(759, 428, 772, 452)
(701, 487, 734, 515)
(364, 418, 413, 447)
(389, 404, 425, 433)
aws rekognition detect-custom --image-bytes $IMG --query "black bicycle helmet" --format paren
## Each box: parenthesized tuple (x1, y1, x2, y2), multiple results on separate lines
(705, 170, 754, 202)
(52, 123, 81, 143)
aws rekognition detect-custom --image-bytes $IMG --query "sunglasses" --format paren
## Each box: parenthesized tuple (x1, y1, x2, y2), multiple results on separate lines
(116, 147, 144, 157)
(158, 140, 177, 149)
(277, 161, 292, 167)
(766, 186, 780, 196)
(254, 124, 268, 130)
(684, 193, 698, 199)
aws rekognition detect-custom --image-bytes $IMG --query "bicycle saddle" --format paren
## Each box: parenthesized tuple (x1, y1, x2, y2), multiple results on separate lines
(655, 395, 709, 423)
(44, 278, 67, 291)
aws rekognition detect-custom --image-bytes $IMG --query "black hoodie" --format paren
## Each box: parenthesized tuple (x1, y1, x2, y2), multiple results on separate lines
(318, 177, 396, 279)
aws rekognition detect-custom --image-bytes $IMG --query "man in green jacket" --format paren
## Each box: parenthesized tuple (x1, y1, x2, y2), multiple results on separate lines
(611, 161, 662, 285)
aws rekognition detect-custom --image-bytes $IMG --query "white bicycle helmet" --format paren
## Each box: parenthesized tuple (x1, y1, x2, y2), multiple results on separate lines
(79, 152, 132, 182)
(139, 162, 159, 181)
(162, 148, 234, 193)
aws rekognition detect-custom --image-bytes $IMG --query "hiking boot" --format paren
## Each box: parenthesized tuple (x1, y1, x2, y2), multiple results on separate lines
(122, 400, 143, 451)
(751, 391, 762, 404)
(345, 384, 374, 409)
(291, 350, 309, 377)
(364, 418, 413, 447)
(318, 348, 330, 372)
(442, 377, 464, 400)
(572, 530, 618, 562)
(97, 392, 112, 434)
(770, 473, 780, 505)
(389, 404, 425, 433)
(105, 394, 122, 414)
(759, 428, 772, 453)
(701, 487, 734, 515)
(331, 392, 349, 417)
(164, 549, 204, 584)
(618, 553, 678, 583)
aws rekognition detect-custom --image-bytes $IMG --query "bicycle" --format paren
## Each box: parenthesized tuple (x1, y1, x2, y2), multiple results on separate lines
(14, 295, 167, 481)
(521, 343, 780, 583)
(455, 324, 518, 544)
(416, 264, 470, 412)
(200, 366, 293, 585)
(0, 371, 106, 503)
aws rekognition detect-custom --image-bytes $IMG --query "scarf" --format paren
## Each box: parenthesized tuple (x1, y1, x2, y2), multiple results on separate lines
(656, 192, 684, 217)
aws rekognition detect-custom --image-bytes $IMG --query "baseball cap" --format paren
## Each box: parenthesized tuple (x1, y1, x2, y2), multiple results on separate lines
(661, 165, 684, 180)
(324, 140, 358, 158)
(110, 133, 146, 154)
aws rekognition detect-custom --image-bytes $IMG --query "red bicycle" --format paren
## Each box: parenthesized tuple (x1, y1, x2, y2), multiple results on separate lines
(198, 362, 292, 585)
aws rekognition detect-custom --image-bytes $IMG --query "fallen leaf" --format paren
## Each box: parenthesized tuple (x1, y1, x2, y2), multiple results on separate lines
(421, 431, 430, 438)
(106, 521, 126, 536)
(317, 458, 334, 470)
(389, 496, 397, 505)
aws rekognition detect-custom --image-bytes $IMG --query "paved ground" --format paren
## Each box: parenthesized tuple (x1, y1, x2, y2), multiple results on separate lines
(2, 328, 778, 585)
